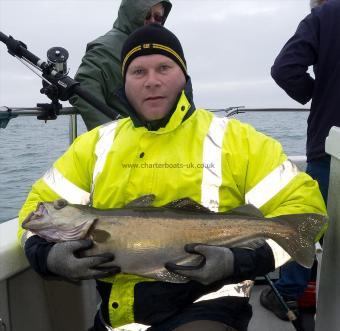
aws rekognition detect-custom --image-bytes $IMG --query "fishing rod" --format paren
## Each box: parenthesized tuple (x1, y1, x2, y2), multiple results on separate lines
(264, 275, 305, 331)
(0, 31, 120, 128)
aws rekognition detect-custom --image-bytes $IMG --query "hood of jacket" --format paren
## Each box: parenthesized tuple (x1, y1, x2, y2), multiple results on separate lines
(113, 0, 172, 34)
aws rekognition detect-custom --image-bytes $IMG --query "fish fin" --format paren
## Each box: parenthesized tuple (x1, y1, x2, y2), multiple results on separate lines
(165, 245, 206, 271)
(223, 204, 264, 218)
(163, 198, 212, 213)
(233, 238, 267, 250)
(269, 213, 328, 268)
(125, 195, 156, 208)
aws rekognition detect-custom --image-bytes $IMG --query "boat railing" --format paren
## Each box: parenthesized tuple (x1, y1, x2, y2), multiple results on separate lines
(0, 106, 79, 145)
(0, 105, 309, 143)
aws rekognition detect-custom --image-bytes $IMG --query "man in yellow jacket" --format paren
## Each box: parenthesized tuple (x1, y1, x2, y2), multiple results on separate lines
(19, 24, 327, 331)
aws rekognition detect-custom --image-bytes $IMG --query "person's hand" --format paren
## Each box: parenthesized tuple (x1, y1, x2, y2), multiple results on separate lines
(165, 244, 234, 285)
(46, 239, 120, 280)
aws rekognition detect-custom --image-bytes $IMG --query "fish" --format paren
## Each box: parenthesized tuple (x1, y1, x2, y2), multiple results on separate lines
(22, 195, 327, 283)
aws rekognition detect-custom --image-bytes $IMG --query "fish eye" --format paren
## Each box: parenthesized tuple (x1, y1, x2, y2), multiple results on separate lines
(53, 199, 68, 210)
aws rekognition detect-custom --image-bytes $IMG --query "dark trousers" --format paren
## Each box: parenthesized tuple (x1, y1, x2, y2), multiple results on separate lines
(274, 156, 330, 299)
(89, 297, 251, 331)
(306, 155, 330, 204)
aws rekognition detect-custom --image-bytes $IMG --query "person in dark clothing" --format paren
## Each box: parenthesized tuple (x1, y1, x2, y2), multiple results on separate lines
(70, 0, 172, 131)
(260, 0, 339, 321)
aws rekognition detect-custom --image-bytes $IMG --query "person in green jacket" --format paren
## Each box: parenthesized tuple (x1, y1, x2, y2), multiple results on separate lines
(70, 0, 172, 131)
(20, 24, 327, 331)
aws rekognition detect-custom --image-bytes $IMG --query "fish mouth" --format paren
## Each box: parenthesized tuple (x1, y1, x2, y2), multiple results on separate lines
(28, 202, 47, 220)
(32, 203, 48, 219)
(22, 203, 48, 229)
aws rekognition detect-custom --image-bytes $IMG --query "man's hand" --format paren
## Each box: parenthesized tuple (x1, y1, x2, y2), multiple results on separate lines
(46, 239, 120, 280)
(165, 244, 234, 285)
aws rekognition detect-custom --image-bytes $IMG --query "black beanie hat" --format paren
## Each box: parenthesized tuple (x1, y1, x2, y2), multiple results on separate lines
(121, 24, 187, 80)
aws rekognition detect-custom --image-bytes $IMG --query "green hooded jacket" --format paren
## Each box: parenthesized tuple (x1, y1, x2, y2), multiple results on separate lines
(70, 0, 172, 130)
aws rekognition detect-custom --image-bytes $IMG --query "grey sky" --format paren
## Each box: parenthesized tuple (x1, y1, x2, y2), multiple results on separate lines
(0, 0, 312, 110)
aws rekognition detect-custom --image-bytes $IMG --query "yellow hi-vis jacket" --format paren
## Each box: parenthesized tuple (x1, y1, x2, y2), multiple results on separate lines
(18, 91, 327, 327)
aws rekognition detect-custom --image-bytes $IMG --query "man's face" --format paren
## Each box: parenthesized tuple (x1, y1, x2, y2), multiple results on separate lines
(144, 3, 165, 25)
(125, 54, 186, 121)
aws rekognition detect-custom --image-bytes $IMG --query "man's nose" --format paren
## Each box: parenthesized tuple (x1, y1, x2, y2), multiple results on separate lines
(144, 72, 161, 88)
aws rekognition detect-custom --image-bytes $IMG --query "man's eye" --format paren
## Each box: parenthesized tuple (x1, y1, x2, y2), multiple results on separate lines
(133, 69, 144, 75)
(159, 65, 170, 72)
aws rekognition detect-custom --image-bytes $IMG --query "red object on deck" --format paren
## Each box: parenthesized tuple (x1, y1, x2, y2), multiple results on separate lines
(298, 281, 316, 308)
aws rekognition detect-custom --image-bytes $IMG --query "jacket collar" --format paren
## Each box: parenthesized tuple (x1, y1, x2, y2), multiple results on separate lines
(116, 78, 196, 132)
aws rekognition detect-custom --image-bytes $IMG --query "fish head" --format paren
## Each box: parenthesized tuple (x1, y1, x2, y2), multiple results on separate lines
(22, 199, 96, 242)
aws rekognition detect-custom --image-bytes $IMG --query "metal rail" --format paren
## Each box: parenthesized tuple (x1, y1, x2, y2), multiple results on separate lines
(0, 106, 78, 145)
(210, 107, 309, 112)
(208, 106, 309, 117)
(0, 105, 310, 145)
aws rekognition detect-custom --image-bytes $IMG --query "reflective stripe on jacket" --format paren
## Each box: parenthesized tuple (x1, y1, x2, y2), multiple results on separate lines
(18, 91, 326, 327)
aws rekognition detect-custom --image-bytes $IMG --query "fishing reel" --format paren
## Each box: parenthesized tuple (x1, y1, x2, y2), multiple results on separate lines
(38, 47, 70, 121)
(47, 46, 69, 75)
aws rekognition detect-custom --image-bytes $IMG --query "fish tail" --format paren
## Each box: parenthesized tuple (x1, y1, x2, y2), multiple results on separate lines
(270, 213, 328, 268)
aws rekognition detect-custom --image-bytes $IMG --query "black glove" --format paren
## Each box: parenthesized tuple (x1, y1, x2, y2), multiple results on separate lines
(46, 239, 120, 280)
(166, 244, 235, 285)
